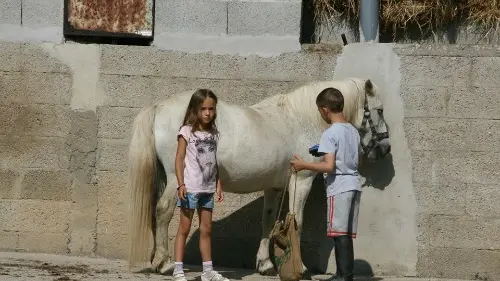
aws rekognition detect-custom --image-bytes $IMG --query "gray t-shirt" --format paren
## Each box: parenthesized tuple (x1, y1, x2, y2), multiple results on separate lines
(318, 122, 361, 197)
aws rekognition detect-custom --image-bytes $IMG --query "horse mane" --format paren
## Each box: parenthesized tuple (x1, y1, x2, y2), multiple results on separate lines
(274, 78, 370, 130)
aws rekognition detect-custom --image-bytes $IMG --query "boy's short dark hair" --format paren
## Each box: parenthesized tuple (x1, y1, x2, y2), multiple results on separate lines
(316, 87, 344, 113)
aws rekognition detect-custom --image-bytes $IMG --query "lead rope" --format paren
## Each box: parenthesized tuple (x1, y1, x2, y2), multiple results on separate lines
(276, 166, 298, 222)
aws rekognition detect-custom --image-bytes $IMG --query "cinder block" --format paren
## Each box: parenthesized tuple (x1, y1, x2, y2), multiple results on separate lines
(411, 150, 500, 185)
(0, 42, 22, 72)
(417, 246, 500, 280)
(466, 184, 500, 217)
(96, 171, 127, 235)
(20, 43, 70, 73)
(97, 107, 141, 139)
(18, 231, 68, 254)
(0, 200, 71, 233)
(0, 170, 20, 199)
(96, 139, 129, 171)
(19, 169, 72, 201)
(228, 1, 301, 36)
(0, 0, 21, 25)
(100, 75, 301, 108)
(472, 57, 500, 87)
(429, 215, 500, 250)
(404, 118, 500, 152)
(96, 232, 127, 259)
(155, 0, 227, 35)
(0, 135, 68, 169)
(21, 0, 63, 27)
(0, 72, 72, 105)
(100, 45, 338, 82)
(413, 182, 466, 216)
(400, 85, 448, 118)
(404, 118, 468, 151)
(0, 230, 18, 250)
(400, 56, 470, 87)
(0, 104, 70, 138)
(447, 86, 500, 119)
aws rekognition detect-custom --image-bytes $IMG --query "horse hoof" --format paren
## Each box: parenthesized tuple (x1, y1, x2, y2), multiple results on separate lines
(158, 262, 174, 275)
(301, 269, 312, 280)
(259, 267, 277, 276)
(257, 259, 276, 276)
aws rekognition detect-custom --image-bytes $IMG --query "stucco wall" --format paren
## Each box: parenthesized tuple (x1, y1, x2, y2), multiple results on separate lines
(1, 41, 499, 280)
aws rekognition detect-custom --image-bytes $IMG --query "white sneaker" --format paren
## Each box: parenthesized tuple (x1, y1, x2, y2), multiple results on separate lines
(173, 271, 188, 281)
(201, 270, 230, 281)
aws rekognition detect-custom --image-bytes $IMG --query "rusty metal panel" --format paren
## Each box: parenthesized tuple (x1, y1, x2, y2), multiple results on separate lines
(64, 0, 154, 39)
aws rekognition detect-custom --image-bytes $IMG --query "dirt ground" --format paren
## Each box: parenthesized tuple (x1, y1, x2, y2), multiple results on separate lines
(0, 252, 469, 281)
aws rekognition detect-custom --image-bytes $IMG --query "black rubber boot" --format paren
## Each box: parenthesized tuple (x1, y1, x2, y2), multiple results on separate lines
(330, 236, 354, 281)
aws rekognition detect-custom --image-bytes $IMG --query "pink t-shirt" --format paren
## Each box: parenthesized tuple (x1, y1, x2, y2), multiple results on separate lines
(178, 125, 219, 194)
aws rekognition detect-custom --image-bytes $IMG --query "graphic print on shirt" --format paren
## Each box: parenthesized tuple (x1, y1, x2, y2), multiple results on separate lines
(191, 133, 217, 184)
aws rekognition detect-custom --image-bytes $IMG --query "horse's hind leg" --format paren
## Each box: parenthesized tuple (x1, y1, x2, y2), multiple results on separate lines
(256, 187, 282, 275)
(151, 174, 177, 274)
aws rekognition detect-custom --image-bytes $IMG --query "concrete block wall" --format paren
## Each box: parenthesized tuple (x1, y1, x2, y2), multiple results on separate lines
(1, 40, 499, 280)
(395, 45, 500, 280)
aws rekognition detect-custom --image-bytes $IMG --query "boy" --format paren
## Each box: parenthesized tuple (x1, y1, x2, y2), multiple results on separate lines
(290, 87, 361, 281)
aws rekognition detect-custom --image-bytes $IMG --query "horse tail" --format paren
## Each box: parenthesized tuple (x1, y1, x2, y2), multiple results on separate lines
(127, 105, 158, 268)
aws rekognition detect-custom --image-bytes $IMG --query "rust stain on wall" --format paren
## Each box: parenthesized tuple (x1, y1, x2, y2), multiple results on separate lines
(67, 0, 153, 34)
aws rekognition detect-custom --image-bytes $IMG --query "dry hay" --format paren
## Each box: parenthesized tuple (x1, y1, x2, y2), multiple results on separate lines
(311, 0, 500, 40)
(466, 0, 500, 38)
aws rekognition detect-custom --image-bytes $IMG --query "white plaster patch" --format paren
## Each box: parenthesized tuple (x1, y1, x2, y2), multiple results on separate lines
(41, 42, 105, 112)
(332, 42, 418, 277)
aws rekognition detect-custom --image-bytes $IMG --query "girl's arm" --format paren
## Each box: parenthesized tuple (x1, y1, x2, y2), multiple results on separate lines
(175, 136, 187, 198)
(215, 162, 224, 202)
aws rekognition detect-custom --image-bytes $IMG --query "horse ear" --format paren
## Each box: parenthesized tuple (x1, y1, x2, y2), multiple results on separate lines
(365, 79, 373, 92)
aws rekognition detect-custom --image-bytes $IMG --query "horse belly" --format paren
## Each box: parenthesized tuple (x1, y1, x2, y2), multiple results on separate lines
(217, 144, 289, 194)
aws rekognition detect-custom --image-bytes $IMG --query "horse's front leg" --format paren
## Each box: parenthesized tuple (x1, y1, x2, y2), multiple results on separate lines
(256, 187, 282, 275)
(289, 172, 315, 279)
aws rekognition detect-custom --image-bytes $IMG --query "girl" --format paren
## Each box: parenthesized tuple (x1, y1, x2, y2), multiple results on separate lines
(173, 89, 229, 281)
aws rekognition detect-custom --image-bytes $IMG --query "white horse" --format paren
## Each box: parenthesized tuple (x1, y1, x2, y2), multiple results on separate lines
(126, 77, 391, 276)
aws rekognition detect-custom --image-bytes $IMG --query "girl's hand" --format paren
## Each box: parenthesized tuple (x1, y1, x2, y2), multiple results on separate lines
(216, 187, 224, 203)
(178, 184, 187, 201)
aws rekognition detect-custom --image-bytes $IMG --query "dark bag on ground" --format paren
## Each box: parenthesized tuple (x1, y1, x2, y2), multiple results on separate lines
(270, 212, 303, 281)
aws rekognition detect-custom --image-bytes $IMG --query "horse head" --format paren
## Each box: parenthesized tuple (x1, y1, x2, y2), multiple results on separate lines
(357, 79, 391, 162)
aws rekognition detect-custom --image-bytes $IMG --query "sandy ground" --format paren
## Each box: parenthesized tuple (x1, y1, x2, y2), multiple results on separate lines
(0, 252, 470, 281)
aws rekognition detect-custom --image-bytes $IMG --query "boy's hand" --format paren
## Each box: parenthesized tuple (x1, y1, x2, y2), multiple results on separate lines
(216, 186, 224, 202)
(290, 154, 306, 172)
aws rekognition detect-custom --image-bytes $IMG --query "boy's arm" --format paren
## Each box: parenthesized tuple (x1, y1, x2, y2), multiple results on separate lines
(293, 153, 336, 173)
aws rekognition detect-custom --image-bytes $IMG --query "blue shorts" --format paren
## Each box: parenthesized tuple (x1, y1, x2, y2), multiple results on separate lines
(177, 192, 215, 210)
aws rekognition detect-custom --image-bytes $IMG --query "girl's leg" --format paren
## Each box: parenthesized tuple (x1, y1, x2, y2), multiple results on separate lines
(197, 195, 228, 281)
(173, 207, 194, 274)
(197, 207, 213, 263)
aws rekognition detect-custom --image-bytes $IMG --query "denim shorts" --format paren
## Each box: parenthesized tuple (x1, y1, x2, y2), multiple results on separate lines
(177, 192, 215, 210)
